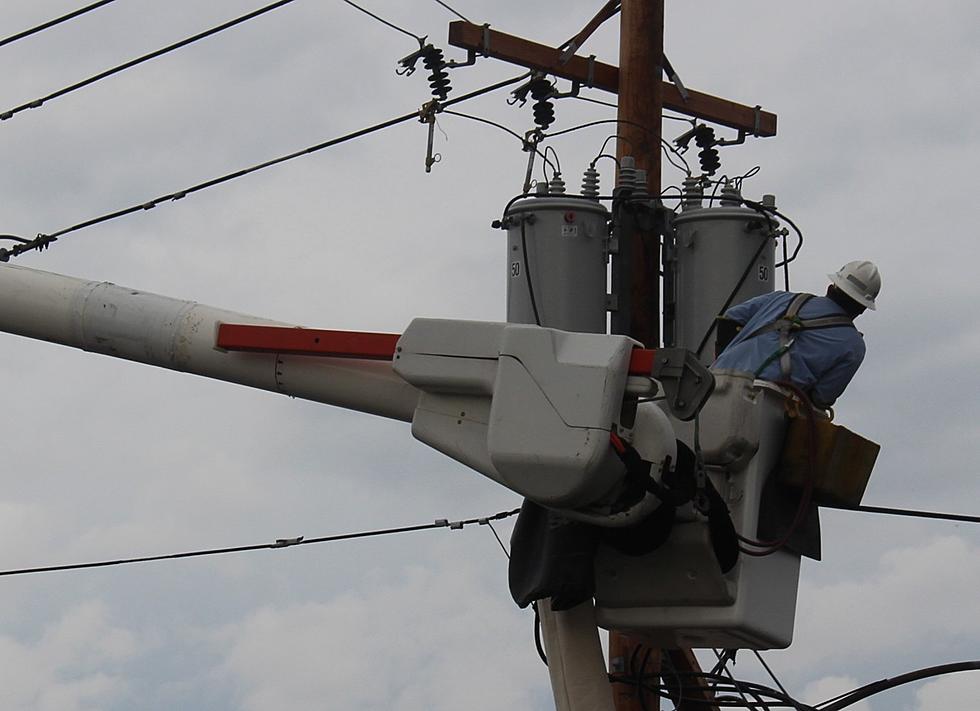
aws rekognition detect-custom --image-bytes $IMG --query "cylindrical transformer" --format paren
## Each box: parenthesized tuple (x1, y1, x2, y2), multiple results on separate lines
(504, 196, 611, 334)
(669, 187, 777, 363)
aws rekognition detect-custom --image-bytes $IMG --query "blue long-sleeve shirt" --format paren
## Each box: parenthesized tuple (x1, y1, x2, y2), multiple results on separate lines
(712, 291, 865, 407)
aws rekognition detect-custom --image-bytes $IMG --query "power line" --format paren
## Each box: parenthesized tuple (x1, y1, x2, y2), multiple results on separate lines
(0, 72, 529, 262)
(0, 0, 119, 49)
(0, 0, 302, 124)
(822, 502, 980, 525)
(0, 508, 519, 578)
(440, 109, 558, 174)
(339, 0, 424, 43)
(431, 0, 471, 23)
(817, 661, 980, 711)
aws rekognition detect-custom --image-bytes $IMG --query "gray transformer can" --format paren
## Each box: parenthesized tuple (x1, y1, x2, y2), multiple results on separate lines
(669, 196, 777, 363)
(504, 196, 611, 334)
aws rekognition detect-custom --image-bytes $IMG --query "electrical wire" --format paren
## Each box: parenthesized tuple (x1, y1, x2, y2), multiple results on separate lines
(571, 94, 619, 109)
(431, 0, 471, 23)
(439, 108, 558, 174)
(0, 0, 118, 49)
(485, 520, 510, 558)
(0, 73, 529, 262)
(816, 661, 980, 711)
(821, 503, 980, 524)
(532, 601, 548, 666)
(339, 0, 424, 42)
(0, 0, 303, 124)
(541, 118, 691, 176)
(693, 234, 774, 359)
(0, 508, 520, 578)
(752, 651, 791, 700)
(519, 218, 543, 325)
(543, 145, 562, 180)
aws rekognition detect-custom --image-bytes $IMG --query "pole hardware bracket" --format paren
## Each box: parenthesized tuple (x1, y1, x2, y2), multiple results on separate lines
(649, 348, 715, 421)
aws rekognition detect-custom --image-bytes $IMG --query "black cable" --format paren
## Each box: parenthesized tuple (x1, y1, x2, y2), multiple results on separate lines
(531, 601, 548, 666)
(542, 118, 691, 175)
(339, 0, 424, 42)
(655, 668, 811, 711)
(571, 94, 618, 109)
(752, 650, 791, 700)
(0, 73, 529, 262)
(543, 145, 562, 180)
(431, 0, 471, 22)
(694, 234, 773, 359)
(0, 0, 303, 124)
(519, 218, 543, 326)
(485, 520, 510, 558)
(822, 502, 980, 524)
(0, 508, 520, 578)
(439, 108, 558, 174)
(817, 661, 980, 711)
(0, 0, 118, 49)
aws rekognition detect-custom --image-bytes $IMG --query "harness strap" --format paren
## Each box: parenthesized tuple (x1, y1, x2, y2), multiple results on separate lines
(741, 293, 856, 378)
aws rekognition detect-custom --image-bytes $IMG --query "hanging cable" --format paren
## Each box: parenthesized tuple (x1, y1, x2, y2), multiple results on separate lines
(532, 601, 548, 666)
(339, 0, 424, 42)
(817, 661, 980, 711)
(0, 73, 529, 262)
(431, 0, 471, 23)
(0, 0, 118, 49)
(0, 0, 304, 124)
(752, 651, 791, 700)
(0, 508, 520, 578)
(417, 109, 557, 174)
(541, 118, 691, 176)
(519, 218, 543, 326)
(484, 519, 510, 558)
(821, 503, 980, 524)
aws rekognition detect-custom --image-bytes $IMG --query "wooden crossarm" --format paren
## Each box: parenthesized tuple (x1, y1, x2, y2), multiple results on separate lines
(447, 20, 777, 137)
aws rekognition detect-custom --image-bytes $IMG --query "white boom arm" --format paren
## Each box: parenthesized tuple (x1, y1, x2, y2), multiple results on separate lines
(0, 264, 419, 421)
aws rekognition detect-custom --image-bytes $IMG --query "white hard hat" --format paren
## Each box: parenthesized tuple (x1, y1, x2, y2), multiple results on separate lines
(828, 260, 881, 310)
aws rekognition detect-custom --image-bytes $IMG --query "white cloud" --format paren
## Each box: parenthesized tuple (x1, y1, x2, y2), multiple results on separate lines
(914, 671, 980, 711)
(791, 537, 980, 670)
(801, 675, 871, 711)
(217, 560, 545, 711)
(0, 602, 136, 711)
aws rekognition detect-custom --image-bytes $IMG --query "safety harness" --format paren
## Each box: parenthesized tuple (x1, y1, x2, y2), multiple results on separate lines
(743, 293, 855, 378)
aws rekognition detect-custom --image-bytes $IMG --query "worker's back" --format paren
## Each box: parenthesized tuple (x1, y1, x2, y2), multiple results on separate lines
(713, 291, 865, 408)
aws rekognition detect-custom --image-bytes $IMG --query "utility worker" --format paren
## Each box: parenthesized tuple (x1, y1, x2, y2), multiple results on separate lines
(713, 260, 881, 409)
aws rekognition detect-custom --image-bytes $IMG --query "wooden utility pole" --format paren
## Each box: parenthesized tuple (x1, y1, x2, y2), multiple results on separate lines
(609, 4, 665, 709)
(616, 0, 663, 347)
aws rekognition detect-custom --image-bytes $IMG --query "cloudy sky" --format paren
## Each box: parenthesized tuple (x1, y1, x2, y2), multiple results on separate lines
(0, 1, 977, 709)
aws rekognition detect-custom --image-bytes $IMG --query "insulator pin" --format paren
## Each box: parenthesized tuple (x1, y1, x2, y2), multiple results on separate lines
(618, 156, 637, 191)
(581, 166, 600, 199)
(421, 45, 452, 100)
(694, 125, 720, 177)
(529, 77, 556, 131)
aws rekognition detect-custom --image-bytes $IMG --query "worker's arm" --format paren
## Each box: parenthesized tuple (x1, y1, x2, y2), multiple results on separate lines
(810, 338, 866, 409)
(724, 292, 779, 325)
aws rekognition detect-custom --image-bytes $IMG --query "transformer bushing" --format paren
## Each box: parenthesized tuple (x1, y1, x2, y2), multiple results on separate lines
(669, 184, 777, 363)
(504, 195, 611, 334)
